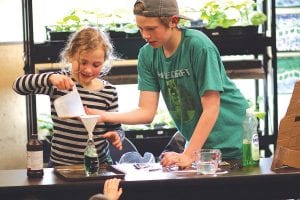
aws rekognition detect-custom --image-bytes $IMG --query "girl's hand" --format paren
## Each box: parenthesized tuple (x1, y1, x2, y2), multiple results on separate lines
(103, 178, 123, 200)
(101, 131, 123, 150)
(49, 74, 74, 91)
(160, 152, 194, 169)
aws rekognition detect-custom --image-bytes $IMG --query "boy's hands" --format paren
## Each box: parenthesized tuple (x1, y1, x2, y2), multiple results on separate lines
(84, 107, 106, 123)
(49, 74, 74, 90)
(101, 131, 123, 150)
(160, 152, 195, 169)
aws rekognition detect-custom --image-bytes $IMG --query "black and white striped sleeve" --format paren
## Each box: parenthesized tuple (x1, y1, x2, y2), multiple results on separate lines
(12, 72, 54, 95)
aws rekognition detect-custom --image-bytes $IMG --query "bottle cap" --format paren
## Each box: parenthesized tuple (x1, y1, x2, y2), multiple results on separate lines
(31, 134, 38, 139)
(246, 108, 254, 115)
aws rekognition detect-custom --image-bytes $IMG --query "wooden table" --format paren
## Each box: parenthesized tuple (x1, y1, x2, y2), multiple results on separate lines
(0, 158, 299, 200)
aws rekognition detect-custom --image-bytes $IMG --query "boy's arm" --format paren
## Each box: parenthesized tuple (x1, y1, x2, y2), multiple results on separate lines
(86, 90, 159, 125)
(184, 90, 220, 157)
(160, 91, 220, 167)
(104, 90, 159, 124)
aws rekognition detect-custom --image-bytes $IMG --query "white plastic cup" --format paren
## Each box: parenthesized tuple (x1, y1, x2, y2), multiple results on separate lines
(54, 86, 85, 118)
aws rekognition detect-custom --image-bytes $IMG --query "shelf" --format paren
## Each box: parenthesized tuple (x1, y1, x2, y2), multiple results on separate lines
(103, 58, 265, 85)
(276, 51, 300, 57)
(33, 37, 146, 63)
(226, 68, 265, 79)
(223, 59, 264, 79)
(33, 34, 271, 64)
(275, 7, 300, 14)
(207, 34, 272, 56)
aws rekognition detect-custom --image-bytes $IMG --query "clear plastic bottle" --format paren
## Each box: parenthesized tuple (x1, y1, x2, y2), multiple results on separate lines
(84, 138, 99, 176)
(242, 108, 260, 167)
(27, 134, 44, 178)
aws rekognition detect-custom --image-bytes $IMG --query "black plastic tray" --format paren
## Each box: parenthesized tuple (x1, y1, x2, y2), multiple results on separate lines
(54, 164, 125, 181)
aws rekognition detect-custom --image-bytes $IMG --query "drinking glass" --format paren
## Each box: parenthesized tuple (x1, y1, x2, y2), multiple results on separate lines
(195, 149, 222, 175)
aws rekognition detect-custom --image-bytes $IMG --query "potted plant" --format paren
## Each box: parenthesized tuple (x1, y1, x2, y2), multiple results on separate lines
(45, 9, 93, 41)
(37, 113, 53, 163)
(198, 0, 267, 37)
(46, 8, 139, 41)
(45, 8, 143, 59)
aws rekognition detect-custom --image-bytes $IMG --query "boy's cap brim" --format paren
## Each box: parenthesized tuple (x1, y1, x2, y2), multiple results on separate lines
(134, 0, 188, 19)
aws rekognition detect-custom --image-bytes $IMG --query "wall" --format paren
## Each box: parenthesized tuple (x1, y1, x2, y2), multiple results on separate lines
(0, 43, 27, 169)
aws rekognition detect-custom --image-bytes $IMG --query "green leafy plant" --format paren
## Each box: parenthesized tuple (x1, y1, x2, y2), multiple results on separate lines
(37, 113, 53, 142)
(199, 0, 267, 29)
(150, 108, 176, 130)
(47, 9, 95, 32)
(47, 8, 138, 34)
(247, 97, 266, 120)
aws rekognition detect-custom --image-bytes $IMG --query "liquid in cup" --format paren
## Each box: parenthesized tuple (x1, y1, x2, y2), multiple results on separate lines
(195, 149, 221, 175)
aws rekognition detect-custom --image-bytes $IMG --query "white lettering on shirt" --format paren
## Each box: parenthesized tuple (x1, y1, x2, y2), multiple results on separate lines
(157, 68, 190, 79)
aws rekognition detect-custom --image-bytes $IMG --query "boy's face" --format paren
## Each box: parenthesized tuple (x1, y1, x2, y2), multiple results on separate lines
(136, 15, 174, 48)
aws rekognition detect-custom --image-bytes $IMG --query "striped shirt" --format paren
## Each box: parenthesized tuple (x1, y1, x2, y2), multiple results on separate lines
(13, 71, 122, 166)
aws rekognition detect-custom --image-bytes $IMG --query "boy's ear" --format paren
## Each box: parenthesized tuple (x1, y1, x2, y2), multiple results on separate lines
(170, 15, 179, 26)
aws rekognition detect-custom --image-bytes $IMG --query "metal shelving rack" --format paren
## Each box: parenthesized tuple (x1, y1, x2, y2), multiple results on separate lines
(21, 0, 278, 157)
(22, 0, 37, 140)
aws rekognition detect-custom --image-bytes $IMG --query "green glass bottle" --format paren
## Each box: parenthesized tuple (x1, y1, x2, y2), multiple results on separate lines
(84, 139, 99, 176)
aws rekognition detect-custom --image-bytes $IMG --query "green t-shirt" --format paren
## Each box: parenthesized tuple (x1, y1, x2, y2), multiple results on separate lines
(137, 28, 249, 159)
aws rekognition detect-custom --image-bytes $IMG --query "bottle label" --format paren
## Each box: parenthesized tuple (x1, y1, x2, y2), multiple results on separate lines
(251, 133, 259, 161)
(27, 151, 43, 170)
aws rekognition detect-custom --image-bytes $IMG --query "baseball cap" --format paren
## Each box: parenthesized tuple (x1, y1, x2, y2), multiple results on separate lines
(133, 0, 184, 18)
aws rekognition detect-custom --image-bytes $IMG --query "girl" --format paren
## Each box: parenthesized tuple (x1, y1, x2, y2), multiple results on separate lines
(13, 27, 123, 166)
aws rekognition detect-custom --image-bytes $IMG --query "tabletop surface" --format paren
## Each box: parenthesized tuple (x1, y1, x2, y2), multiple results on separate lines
(1, 158, 300, 200)
(0, 157, 299, 188)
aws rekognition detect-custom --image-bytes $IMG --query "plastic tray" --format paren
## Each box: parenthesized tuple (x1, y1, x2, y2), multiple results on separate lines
(54, 164, 125, 181)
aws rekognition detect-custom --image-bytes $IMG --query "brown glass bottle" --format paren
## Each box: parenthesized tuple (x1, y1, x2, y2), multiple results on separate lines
(27, 134, 44, 178)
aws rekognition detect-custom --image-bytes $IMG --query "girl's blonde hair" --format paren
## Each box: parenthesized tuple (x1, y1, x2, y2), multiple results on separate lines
(60, 27, 114, 77)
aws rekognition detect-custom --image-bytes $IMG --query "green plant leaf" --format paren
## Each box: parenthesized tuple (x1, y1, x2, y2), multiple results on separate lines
(199, 0, 265, 28)
(250, 12, 267, 26)
(63, 15, 80, 23)
(254, 112, 266, 119)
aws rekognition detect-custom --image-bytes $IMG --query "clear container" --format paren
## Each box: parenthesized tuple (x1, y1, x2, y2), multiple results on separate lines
(242, 108, 260, 167)
(84, 139, 99, 176)
(195, 149, 221, 175)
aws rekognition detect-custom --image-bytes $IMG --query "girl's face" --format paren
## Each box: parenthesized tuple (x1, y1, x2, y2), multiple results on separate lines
(71, 47, 105, 86)
(136, 16, 174, 48)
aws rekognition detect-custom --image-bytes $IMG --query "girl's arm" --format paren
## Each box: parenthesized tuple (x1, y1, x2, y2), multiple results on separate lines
(12, 72, 74, 95)
(12, 73, 54, 95)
